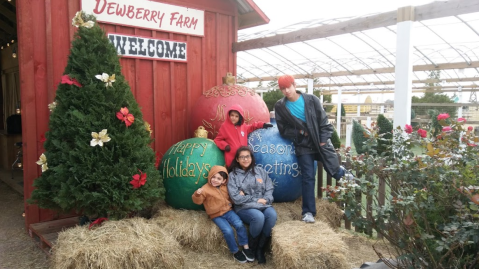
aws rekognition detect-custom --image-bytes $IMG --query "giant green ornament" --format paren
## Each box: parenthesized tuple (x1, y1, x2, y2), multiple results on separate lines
(160, 138, 225, 210)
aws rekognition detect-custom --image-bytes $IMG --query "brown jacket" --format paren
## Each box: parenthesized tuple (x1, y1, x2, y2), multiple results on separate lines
(192, 165, 233, 219)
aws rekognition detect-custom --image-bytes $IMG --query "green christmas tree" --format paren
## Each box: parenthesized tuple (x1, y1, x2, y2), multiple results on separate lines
(29, 12, 164, 220)
(331, 128, 341, 149)
(352, 119, 369, 155)
(376, 114, 393, 156)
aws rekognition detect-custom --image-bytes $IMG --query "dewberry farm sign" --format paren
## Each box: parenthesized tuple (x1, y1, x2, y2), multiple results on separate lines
(108, 33, 187, 62)
(82, 0, 204, 36)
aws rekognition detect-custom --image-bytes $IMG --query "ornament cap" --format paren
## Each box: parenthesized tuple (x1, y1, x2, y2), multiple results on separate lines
(222, 72, 236, 86)
(194, 126, 208, 138)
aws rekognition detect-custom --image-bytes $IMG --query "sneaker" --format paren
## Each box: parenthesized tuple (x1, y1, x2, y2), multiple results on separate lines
(233, 251, 247, 263)
(243, 248, 255, 262)
(302, 212, 315, 223)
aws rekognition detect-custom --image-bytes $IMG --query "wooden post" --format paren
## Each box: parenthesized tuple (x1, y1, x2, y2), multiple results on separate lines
(377, 175, 386, 239)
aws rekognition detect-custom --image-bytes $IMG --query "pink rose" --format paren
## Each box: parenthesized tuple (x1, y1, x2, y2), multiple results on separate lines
(437, 113, 450, 120)
(468, 126, 473, 131)
(442, 126, 452, 132)
(405, 124, 413, 134)
(417, 128, 427, 138)
(457, 118, 466, 123)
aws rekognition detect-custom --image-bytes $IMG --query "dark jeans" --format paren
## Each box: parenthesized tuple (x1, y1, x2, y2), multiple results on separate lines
(236, 207, 277, 238)
(297, 153, 317, 216)
(297, 153, 345, 216)
(212, 210, 248, 253)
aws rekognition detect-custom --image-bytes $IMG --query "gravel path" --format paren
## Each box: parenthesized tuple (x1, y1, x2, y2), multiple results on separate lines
(0, 181, 50, 269)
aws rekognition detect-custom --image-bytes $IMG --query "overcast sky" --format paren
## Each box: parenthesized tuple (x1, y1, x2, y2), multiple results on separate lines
(242, 0, 436, 34)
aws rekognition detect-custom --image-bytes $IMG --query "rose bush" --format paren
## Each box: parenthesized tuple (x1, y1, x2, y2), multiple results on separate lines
(339, 115, 479, 268)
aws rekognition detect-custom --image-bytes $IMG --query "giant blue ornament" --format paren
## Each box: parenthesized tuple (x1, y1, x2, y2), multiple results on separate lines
(248, 118, 303, 202)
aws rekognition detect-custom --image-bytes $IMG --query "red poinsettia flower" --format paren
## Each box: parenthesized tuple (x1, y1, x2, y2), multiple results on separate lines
(405, 124, 413, 134)
(130, 170, 147, 189)
(61, 74, 82, 87)
(116, 107, 135, 127)
(155, 152, 161, 169)
(417, 128, 427, 138)
(437, 113, 450, 120)
(88, 217, 108, 230)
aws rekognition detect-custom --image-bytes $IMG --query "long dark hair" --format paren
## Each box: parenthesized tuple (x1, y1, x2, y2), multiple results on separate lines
(228, 146, 256, 175)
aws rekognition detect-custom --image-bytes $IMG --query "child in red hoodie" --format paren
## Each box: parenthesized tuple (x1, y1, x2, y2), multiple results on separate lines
(214, 104, 273, 167)
(192, 165, 254, 263)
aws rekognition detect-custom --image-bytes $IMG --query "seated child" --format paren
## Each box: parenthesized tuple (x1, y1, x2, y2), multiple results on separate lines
(214, 104, 273, 167)
(192, 165, 254, 263)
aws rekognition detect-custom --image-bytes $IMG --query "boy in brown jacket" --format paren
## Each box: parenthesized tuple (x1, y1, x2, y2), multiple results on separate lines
(192, 165, 254, 263)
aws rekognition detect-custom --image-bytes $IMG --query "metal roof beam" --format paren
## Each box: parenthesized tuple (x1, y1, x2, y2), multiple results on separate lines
(233, 0, 479, 52)
(237, 61, 479, 82)
(310, 76, 479, 88)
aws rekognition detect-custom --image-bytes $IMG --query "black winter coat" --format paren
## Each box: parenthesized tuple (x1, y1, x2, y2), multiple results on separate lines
(274, 92, 340, 176)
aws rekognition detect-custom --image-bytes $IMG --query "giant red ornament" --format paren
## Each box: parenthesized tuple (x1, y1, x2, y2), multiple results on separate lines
(189, 73, 270, 139)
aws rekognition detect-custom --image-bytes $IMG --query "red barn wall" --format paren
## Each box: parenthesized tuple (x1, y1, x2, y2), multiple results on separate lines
(17, 0, 238, 227)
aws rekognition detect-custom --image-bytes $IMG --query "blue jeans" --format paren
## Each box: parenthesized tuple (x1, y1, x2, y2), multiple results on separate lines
(236, 207, 277, 238)
(297, 153, 317, 216)
(212, 210, 248, 253)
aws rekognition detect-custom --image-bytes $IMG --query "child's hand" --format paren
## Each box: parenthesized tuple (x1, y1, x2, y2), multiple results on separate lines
(239, 190, 245, 196)
(257, 198, 267, 205)
(225, 145, 231, 152)
(196, 188, 203, 194)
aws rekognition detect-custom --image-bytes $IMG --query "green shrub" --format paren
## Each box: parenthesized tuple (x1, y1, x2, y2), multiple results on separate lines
(340, 116, 479, 268)
(376, 114, 393, 156)
(352, 119, 370, 155)
(331, 128, 341, 149)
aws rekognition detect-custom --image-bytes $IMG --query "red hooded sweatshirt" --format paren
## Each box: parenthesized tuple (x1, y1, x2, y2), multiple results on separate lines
(214, 104, 264, 167)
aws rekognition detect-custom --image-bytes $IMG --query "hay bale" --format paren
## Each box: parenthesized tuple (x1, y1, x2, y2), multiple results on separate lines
(273, 201, 298, 224)
(272, 221, 348, 269)
(152, 204, 228, 253)
(51, 217, 183, 269)
(274, 198, 343, 229)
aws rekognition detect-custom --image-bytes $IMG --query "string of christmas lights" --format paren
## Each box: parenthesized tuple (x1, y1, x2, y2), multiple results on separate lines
(0, 39, 17, 58)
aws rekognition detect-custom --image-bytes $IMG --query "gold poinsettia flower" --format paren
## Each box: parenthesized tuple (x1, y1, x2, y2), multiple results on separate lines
(36, 153, 47, 165)
(36, 153, 48, 172)
(90, 129, 111, 147)
(95, 73, 116, 87)
(144, 121, 152, 135)
(48, 101, 57, 112)
(72, 11, 95, 28)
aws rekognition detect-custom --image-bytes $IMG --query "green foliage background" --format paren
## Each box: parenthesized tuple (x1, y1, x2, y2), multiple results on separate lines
(262, 79, 332, 112)
(28, 14, 164, 219)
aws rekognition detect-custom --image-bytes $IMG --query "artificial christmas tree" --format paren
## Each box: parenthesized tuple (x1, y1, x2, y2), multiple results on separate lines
(29, 12, 164, 220)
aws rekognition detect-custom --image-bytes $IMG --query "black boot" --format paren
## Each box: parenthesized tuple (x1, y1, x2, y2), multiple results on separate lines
(248, 233, 259, 261)
(256, 233, 271, 264)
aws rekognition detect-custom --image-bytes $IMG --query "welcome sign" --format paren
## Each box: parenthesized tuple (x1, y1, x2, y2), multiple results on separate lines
(108, 33, 187, 61)
(82, 0, 204, 36)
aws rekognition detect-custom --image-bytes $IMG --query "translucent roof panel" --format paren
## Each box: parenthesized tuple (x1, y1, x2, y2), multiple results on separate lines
(237, 10, 479, 95)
